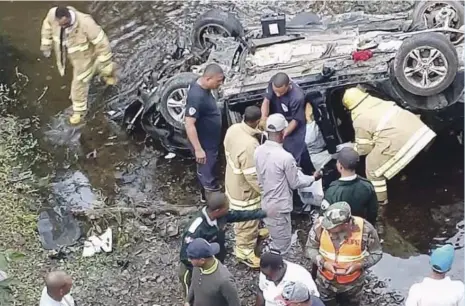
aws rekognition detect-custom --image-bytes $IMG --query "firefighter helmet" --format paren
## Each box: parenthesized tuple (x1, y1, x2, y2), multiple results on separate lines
(342, 87, 369, 110)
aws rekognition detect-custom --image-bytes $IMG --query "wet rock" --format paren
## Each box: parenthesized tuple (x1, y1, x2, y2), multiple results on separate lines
(37, 209, 81, 250)
(52, 171, 97, 211)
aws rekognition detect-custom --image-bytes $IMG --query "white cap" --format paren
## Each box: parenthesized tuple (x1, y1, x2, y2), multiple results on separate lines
(266, 113, 288, 132)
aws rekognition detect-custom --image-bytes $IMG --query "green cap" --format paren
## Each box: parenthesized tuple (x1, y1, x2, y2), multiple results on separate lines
(321, 201, 352, 230)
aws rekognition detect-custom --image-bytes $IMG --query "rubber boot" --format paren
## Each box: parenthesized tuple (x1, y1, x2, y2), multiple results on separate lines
(235, 247, 260, 269)
(103, 76, 116, 86)
(68, 112, 85, 126)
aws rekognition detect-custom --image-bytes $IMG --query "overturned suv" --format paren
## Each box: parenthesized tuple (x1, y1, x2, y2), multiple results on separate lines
(123, 1, 464, 157)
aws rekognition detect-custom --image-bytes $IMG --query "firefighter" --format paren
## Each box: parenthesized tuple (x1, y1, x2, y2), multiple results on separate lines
(223, 105, 266, 268)
(40, 6, 116, 125)
(305, 202, 383, 306)
(342, 87, 436, 205)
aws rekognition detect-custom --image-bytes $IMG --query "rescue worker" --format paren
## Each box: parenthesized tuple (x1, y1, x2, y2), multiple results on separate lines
(406, 244, 464, 306)
(40, 6, 116, 125)
(178, 191, 276, 298)
(324, 147, 378, 226)
(185, 63, 224, 203)
(260, 72, 307, 165)
(255, 113, 322, 255)
(342, 86, 436, 205)
(223, 105, 265, 268)
(305, 202, 383, 306)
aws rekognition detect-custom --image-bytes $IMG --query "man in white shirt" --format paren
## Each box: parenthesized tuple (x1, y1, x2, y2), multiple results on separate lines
(406, 244, 464, 306)
(39, 271, 75, 306)
(256, 251, 319, 306)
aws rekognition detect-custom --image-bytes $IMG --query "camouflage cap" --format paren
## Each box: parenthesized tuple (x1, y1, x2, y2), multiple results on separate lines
(321, 201, 352, 230)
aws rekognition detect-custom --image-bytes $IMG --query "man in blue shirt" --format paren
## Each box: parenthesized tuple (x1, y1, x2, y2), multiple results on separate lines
(185, 63, 224, 202)
(260, 73, 307, 165)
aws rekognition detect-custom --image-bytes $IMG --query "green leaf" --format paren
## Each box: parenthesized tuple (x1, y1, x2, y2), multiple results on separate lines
(5, 250, 25, 261)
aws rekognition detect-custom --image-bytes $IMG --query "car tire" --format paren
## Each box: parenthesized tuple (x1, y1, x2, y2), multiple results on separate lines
(393, 33, 458, 97)
(411, 1, 464, 42)
(192, 9, 244, 50)
(226, 109, 242, 126)
(159, 72, 199, 131)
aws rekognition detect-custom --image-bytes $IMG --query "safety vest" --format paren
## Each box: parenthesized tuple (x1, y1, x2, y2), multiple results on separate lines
(318, 217, 364, 284)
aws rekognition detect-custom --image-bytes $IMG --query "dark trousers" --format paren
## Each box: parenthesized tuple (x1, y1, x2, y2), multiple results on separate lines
(300, 146, 316, 175)
(195, 147, 220, 192)
(283, 135, 305, 165)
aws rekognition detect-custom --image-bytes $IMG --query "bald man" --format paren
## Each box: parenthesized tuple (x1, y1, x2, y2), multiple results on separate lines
(39, 271, 75, 306)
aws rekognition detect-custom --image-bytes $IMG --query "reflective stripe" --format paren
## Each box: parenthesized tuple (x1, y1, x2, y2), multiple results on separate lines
(41, 38, 52, 46)
(225, 190, 261, 211)
(371, 180, 386, 187)
(68, 43, 89, 54)
(76, 66, 95, 82)
(91, 30, 105, 45)
(374, 125, 436, 179)
(355, 138, 373, 145)
(374, 185, 387, 193)
(97, 52, 112, 64)
(319, 249, 365, 262)
(225, 151, 256, 175)
(242, 167, 256, 175)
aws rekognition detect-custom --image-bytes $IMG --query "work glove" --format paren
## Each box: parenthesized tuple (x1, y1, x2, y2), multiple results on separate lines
(258, 118, 267, 131)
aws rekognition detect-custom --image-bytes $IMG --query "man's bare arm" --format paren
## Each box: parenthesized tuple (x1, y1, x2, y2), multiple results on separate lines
(261, 97, 270, 120)
(185, 117, 201, 151)
(284, 119, 298, 138)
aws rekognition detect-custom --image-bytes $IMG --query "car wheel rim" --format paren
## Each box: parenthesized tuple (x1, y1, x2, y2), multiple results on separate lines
(197, 24, 231, 49)
(166, 88, 188, 124)
(403, 46, 449, 89)
(420, 3, 462, 43)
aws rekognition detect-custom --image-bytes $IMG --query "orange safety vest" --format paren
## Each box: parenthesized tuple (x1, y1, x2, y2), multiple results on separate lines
(318, 216, 365, 284)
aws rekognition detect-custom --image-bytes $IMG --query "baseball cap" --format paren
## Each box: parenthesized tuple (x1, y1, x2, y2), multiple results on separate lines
(321, 201, 352, 230)
(280, 281, 313, 304)
(266, 113, 288, 132)
(186, 238, 220, 259)
(430, 244, 455, 273)
(336, 147, 360, 170)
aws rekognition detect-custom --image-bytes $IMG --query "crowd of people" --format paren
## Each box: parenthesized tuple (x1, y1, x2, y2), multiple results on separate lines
(36, 5, 463, 306)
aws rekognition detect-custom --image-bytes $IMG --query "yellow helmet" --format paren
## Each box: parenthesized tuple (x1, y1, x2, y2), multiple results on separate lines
(342, 87, 369, 110)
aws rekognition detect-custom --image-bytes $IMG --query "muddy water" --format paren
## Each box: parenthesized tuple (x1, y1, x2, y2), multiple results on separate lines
(0, 0, 463, 299)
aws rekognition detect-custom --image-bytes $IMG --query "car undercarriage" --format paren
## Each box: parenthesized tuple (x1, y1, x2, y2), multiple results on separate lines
(119, 1, 464, 156)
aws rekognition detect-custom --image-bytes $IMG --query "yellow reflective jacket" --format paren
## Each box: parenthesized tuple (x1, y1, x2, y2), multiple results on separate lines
(351, 94, 436, 179)
(40, 6, 113, 82)
(223, 122, 262, 211)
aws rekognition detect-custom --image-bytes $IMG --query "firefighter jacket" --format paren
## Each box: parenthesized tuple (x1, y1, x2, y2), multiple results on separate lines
(179, 207, 267, 268)
(40, 6, 113, 82)
(343, 88, 436, 199)
(223, 122, 262, 211)
(318, 216, 364, 284)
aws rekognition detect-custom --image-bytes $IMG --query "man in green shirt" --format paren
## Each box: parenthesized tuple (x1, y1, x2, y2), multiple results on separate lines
(185, 238, 241, 306)
(323, 147, 378, 225)
(179, 191, 275, 297)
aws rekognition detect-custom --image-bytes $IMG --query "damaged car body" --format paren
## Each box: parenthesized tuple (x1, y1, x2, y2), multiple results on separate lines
(121, 1, 464, 165)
